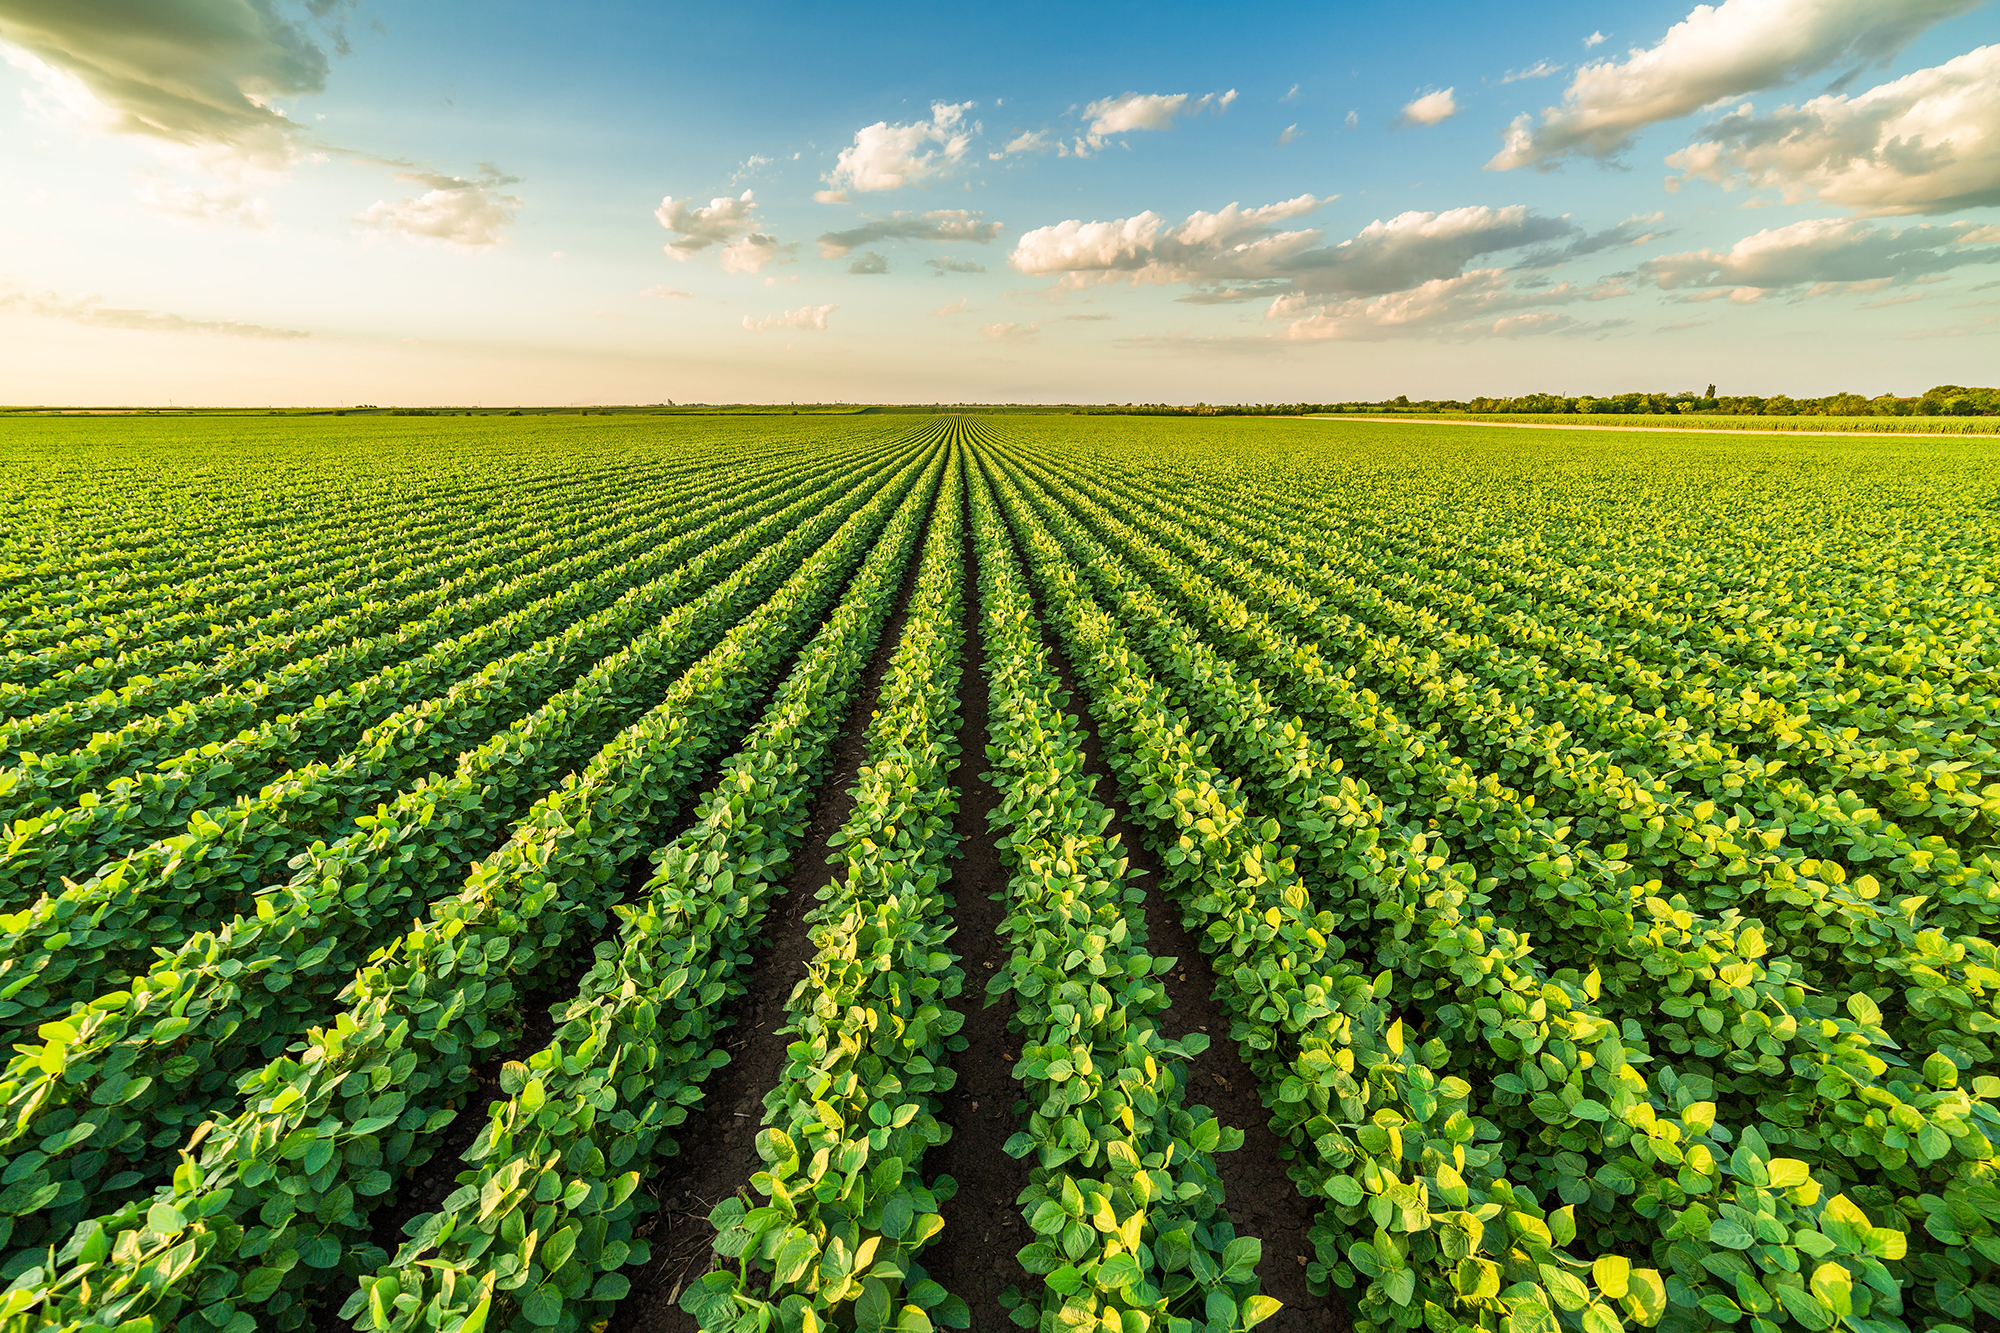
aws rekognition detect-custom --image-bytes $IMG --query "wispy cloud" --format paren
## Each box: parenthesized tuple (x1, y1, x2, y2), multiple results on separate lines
(1064, 89, 1236, 156)
(0, 283, 310, 339)
(815, 209, 1003, 257)
(1500, 59, 1564, 83)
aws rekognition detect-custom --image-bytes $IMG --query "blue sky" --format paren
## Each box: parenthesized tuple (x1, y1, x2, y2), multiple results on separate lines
(1, 0, 1997, 405)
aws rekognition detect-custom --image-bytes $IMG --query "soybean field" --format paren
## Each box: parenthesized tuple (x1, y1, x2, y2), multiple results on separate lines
(2, 412, 1998, 1333)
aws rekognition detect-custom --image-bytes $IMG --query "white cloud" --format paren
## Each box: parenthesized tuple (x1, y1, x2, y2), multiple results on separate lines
(355, 169, 522, 251)
(742, 303, 835, 333)
(0, 0, 353, 169)
(640, 285, 693, 298)
(136, 176, 272, 230)
(720, 234, 788, 274)
(728, 154, 772, 184)
(815, 209, 1003, 257)
(0, 282, 310, 338)
(1272, 269, 1619, 341)
(1283, 83, 1300, 103)
(1401, 88, 1458, 126)
(1069, 89, 1236, 155)
(1502, 60, 1565, 83)
(1345, 109, 1359, 129)
(1277, 123, 1302, 145)
(1008, 199, 1602, 311)
(1490, 0, 1982, 170)
(989, 129, 1050, 160)
(655, 189, 789, 271)
(1667, 44, 2000, 214)
(1640, 215, 2000, 295)
(933, 298, 971, 316)
(656, 190, 758, 255)
(826, 101, 977, 193)
(981, 320, 1046, 340)
(1010, 195, 1329, 287)
(1584, 30, 1608, 48)
(813, 188, 850, 205)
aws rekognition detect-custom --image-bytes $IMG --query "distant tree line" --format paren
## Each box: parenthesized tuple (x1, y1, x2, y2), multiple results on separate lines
(1085, 385, 2000, 418)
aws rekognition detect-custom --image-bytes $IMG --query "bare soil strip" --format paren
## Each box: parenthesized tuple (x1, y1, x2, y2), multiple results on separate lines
(919, 472, 1035, 1329)
(606, 506, 933, 1333)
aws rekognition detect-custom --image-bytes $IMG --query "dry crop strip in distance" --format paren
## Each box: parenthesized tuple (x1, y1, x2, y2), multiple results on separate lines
(682, 431, 972, 1333)
(0, 429, 941, 1286)
(964, 443, 1280, 1333)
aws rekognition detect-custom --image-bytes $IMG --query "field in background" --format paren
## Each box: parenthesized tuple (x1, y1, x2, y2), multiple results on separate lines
(1, 412, 1997, 1333)
(1314, 411, 2000, 434)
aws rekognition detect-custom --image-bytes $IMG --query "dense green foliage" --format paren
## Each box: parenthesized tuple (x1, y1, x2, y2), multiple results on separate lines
(0, 412, 1994, 1333)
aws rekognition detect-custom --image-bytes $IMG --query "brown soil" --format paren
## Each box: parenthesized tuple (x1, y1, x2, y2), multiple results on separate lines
(917, 477, 1034, 1328)
(607, 511, 932, 1333)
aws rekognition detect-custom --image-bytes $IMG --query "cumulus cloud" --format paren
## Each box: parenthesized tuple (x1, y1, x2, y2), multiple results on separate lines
(927, 257, 986, 274)
(1009, 198, 1603, 313)
(1584, 30, 1608, 48)
(1640, 216, 2000, 296)
(1277, 124, 1302, 145)
(657, 190, 758, 255)
(0, 283, 310, 338)
(1667, 44, 2000, 214)
(656, 189, 790, 271)
(136, 176, 273, 229)
(1489, 0, 1982, 170)
(1010, 195, 1330, 289)
(1401, 89, 1458, 126)
(826, 101, 977, 193)
(0, 0, 355, 168)
(1272, 269, 1628, 341)
(742, 303, 835, 333)
(355, 168, 522, 251)
(1067, 89, 1236, 155)
(847, 251, 888, 274)
(815, 209, 1003, 257)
